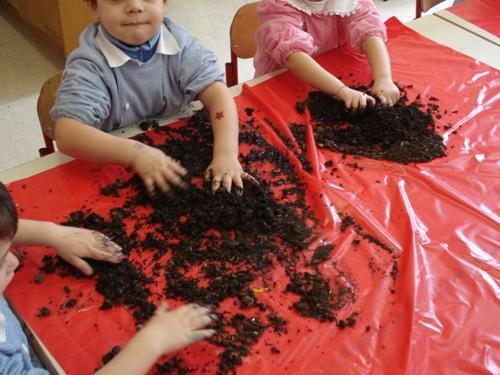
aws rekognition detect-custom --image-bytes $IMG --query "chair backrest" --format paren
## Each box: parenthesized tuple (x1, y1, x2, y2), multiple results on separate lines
(225, 2, 260, 86)
(37, 70, 62, 155)
(416, 0, 449, 18)
(230, 2, 260, 58)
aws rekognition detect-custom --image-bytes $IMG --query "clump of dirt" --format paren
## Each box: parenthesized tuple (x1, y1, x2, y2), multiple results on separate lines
(301, 88, 446, 164)
(339, 213, 400, 281)
(262, 117, 313, 174)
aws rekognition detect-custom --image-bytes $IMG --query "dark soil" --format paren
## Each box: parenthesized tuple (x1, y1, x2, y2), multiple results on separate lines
(302, 88, 446, 164)
(34, 109, 399, 374)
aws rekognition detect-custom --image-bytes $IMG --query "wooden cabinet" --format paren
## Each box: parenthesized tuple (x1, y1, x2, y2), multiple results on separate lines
(3, 0, 94, 57)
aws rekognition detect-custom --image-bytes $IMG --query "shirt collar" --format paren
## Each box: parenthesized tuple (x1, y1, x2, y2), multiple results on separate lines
(286, 0, 359, 16)
(96, 23, 181, 67)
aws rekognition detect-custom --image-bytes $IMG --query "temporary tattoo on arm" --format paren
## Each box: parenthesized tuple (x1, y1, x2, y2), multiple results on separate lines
(215, 111, 225, 120)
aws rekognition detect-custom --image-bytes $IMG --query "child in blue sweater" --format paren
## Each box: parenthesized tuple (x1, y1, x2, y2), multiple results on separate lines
(52, 0, 254, 195)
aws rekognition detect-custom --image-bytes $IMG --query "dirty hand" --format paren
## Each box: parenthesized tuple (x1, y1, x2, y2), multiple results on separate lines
(204, 155, 257, 193)
(371, 77, 400, 107)
(130, 141, 187, 195)
(140, 303, 216, 355)
(51, 226, 123, 276)
(336, 86, 376, 114)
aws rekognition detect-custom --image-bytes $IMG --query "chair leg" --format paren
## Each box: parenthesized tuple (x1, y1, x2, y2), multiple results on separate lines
(416, 0, 422, 18)
(39, 133, 55, 157)
(225, 52, 240, 87)
(225, 62, 236, 87)
(231, 51, 239, 86)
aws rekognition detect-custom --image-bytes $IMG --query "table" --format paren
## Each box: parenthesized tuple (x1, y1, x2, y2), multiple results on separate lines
(435, 10, 500, 46)
(1, 15, 498, 375)
(438, 0, 500, 42)
(407, 12, 500, 69)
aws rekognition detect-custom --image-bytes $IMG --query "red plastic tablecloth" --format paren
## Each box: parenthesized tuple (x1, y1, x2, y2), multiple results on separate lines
(5, 18, 500, 374)
(448, 0, 500, 37)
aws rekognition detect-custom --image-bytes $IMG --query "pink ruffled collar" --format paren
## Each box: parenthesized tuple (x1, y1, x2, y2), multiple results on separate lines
(286, 0, 359, 17)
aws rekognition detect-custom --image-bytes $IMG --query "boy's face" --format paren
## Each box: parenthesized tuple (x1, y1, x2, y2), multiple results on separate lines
(90, 0, 168, 46)
(0, 239, 19, 295)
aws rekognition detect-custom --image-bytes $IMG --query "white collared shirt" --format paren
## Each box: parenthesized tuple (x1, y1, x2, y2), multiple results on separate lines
(96, 24, 181, 68)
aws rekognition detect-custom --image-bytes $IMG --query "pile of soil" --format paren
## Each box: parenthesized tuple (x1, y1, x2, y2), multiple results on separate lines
(300, 88, 446, 164)
(35, 110, 398, 374)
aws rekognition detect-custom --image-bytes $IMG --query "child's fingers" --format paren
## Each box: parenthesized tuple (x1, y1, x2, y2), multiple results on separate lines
(153, 174, 171, 193)
(184, 304, 211, 317)
(358, 95, 368, 112)
(211, 177, 222, 192)
(68, 257, 93, 276)
(166, 157, 187, 176)
(233, 175, 244, 196)
(89, 247, 123, 263)
(192, 314, 214, 329)
(350, 97, 360, 114)
(163, 168, 186, 188)
(344, 97, 353, 111)
(222, 174, 232, 192)
(143, 176, 156, 195)
(187, 329, 216, 344)
(204, 168, 213, 181)
(377, 94, 388, 107)
(156, 301, 169, 314)
(95, 232, 122, 253)
(242, 172, 259, 186)
(366, 95, 376, 107)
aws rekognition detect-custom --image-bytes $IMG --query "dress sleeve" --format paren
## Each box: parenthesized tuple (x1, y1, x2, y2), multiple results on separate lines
(340, 0, 387, 52)
(256, 0, 315, 67)
(176, 36, 225, 103)
(50, 59, 111, 128)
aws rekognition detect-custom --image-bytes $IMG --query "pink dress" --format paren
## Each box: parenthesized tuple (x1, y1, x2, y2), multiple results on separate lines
(254, 0, 387, 77)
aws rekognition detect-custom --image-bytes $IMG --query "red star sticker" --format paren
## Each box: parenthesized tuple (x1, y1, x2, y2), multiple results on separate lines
(215, 111, 224, 120)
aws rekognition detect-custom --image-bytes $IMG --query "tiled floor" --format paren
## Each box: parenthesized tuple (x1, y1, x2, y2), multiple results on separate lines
(0, 0, 454, 173)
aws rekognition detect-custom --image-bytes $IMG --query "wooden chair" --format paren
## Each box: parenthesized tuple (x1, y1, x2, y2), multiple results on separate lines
(37, 71, 62, 156)
(416, 0, 449, 18)
(225, 2, 260, 87)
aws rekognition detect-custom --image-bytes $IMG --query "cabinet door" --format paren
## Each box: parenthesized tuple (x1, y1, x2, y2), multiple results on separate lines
(29, 0, 63, 47)
(58, 0, 95, 56)
(5, 0, 29, 14)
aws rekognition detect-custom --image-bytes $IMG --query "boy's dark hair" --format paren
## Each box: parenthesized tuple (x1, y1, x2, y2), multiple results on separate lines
(0, 182, 18, 240)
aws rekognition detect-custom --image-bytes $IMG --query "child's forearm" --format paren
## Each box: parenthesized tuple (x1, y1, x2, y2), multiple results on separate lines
(198, 82, 239, 159)
(362, 36, 392, 81)
(94, 327, 161, 375)
(12, 219, 61, 248)
(54, 118, 142, 166)
(284, 52, 345, 96)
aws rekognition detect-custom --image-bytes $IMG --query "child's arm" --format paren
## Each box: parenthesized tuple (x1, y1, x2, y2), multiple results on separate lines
(95, 303, 215, 375)
(12, 219, 123, 275)
(198, 82, 254, 192)
(362, 36, 400, 106)
(55, 118, 187, 195)
(285, 52, 376, 113)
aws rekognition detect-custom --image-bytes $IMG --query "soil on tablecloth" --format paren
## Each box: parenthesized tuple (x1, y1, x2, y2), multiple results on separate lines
(299, 87, 447, 164)
(35, 109, 398, 374)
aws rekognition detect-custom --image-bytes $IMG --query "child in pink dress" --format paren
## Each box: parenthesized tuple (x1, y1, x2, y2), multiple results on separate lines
(254, 0, 400, 113)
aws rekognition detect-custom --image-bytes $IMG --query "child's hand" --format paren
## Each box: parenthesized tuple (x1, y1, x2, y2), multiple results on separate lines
(140, 303, 216, 355)
(371, 78, 400, 107)
(337, 87, 376, 114)
(51, 226, 123, 276)
(130, 142, 187, 195)
(204, 156, 257, 193)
